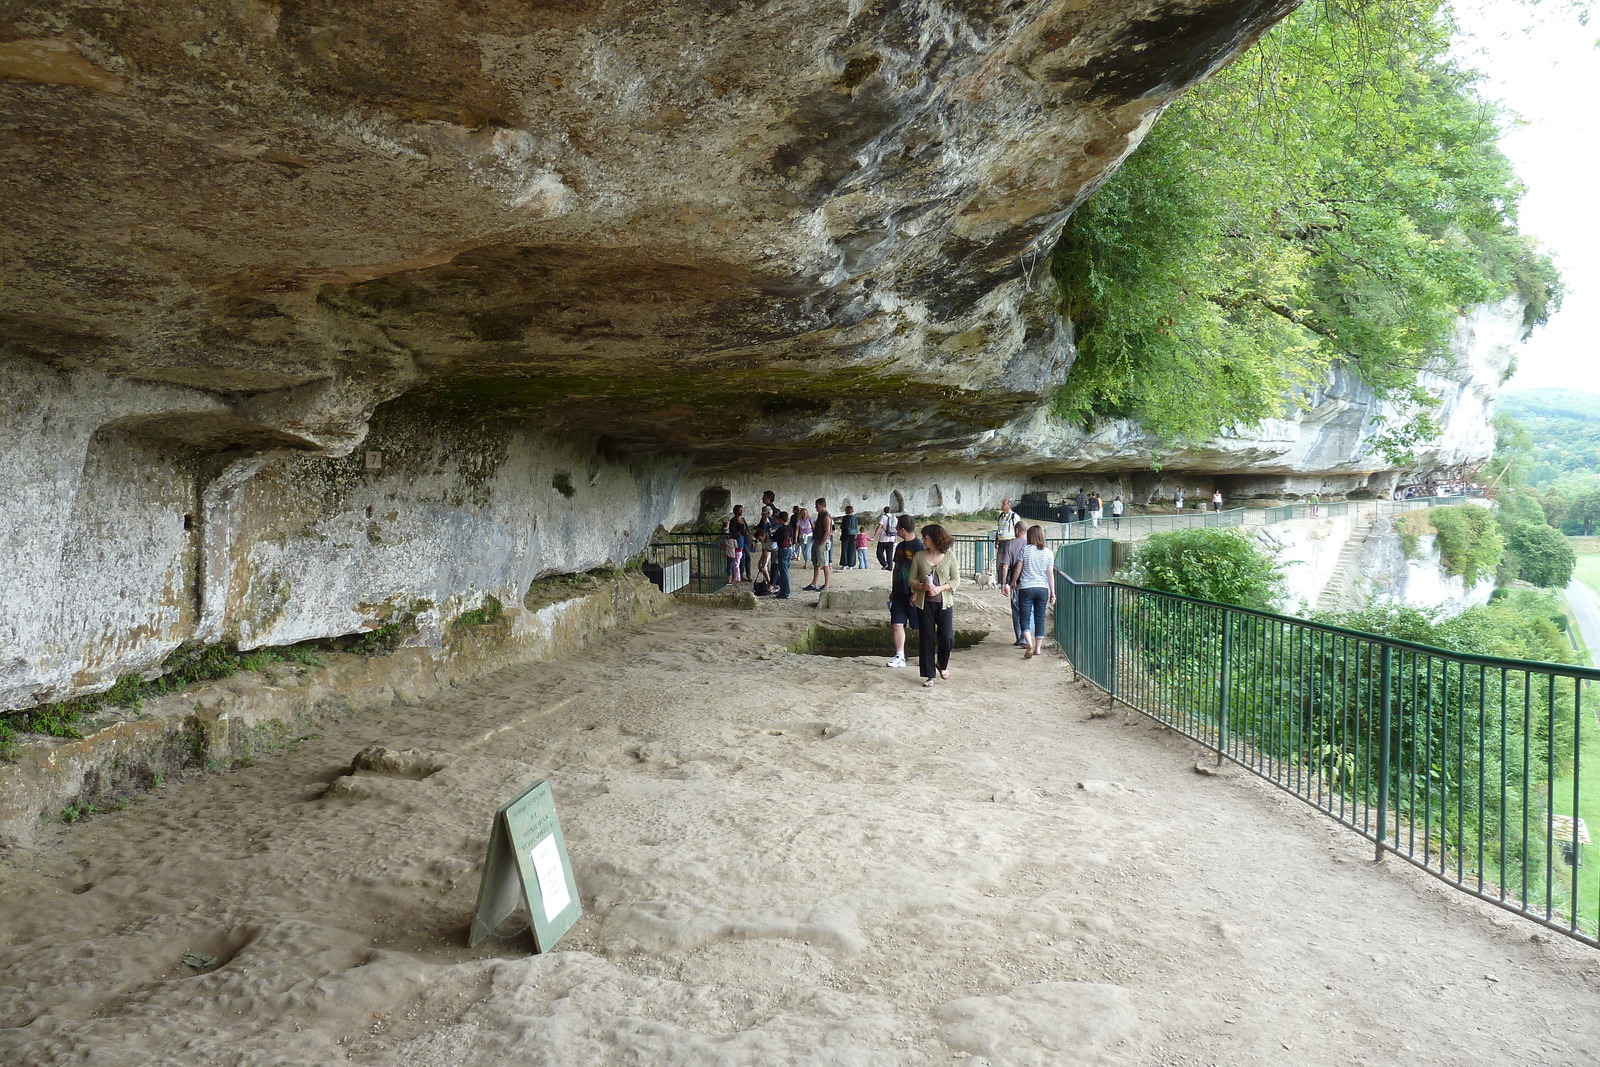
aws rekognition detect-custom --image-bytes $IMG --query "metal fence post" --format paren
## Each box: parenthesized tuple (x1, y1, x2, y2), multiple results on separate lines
(1217, 610, 1231, 766)
(1107, 585, 1118, 704)
(1375, 645, 1394, 862)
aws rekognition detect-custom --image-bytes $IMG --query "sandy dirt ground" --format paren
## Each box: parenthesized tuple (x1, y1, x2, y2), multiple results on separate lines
(3, 558, 1600, 1066)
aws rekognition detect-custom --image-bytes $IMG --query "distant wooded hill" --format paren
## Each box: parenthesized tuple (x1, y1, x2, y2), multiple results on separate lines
(1499, 389, 1600, 488)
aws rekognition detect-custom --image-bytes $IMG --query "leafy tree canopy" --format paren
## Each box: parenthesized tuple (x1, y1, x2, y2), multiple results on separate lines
(1051, 0, 1561, 444)
(1121, 528, 1286, 610)
(1326, 588, 1576, 666)
(1497, 389, 1600, 489)
(1503, 520, 1576, 587)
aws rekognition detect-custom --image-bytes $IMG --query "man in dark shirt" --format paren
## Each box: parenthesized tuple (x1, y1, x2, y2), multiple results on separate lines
(885, 514, 923, 668)
(771, 510, 793, 599)
(996, 519, 1028, 647)
(806, 497, 833, 592)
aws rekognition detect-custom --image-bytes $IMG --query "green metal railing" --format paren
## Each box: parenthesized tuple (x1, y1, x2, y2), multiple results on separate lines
(1054, 538, 1600, 946)
(1263, 501, 1352, 523)
(951, 535, 1073, 581)
(1021, 504, 1248, 538)
(647, 540, 730, 594)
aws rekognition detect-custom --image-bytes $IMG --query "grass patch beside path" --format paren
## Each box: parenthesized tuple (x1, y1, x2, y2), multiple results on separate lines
(0, 642, 326, 759)
(1573, 546, 1600, 601)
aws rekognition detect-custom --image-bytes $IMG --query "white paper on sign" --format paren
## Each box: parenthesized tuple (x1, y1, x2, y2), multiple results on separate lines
(529, 835, 571, 923)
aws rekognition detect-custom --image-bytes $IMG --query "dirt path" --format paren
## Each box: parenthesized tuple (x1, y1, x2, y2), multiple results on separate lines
(3, 567, 1598, 1065)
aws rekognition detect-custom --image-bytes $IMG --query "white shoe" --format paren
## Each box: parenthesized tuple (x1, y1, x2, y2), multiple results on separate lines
(885, 654, 906, 668)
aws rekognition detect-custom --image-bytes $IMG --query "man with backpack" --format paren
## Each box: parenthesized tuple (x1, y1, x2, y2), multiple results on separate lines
(874, 506, 897, 569)
(839, 505, 860, 569)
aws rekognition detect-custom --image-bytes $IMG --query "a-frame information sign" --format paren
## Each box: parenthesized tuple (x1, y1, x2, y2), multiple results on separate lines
(469, 779, 581, 951)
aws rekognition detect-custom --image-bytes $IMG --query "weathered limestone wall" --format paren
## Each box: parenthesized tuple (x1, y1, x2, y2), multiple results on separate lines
(1353, 522, 1496, 616)
(2, 360, 686, 712)
(220, 401, 685, 651)
(1255, 510, 1497, 618)
(1252, 516, 1361, 612)
(0, 573, 671, 846)
(6, 325, 1519, 716)
(3, 357, 218, 711)
(667, 470, 1018, 529)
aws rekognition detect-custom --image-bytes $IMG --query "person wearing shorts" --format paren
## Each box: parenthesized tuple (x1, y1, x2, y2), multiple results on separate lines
(805, 498, 833, 591)
(885, 514, 922, 668)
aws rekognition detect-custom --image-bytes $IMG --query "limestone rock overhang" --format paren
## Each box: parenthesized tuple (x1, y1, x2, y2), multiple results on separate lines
(1, 0, 1298, 465)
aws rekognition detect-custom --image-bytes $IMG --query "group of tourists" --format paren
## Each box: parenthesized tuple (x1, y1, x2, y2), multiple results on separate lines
(719, 492, 1060, 687)
(991, 499, 1065, 660)
(722, 492, 906, 600)
(1163, 487, 1225, 513)
(883, 499, 1065, 686)
(1059, 490, 1125, 528)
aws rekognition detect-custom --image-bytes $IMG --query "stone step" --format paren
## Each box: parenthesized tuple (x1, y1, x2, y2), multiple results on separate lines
(1316, 521, 1373, 612)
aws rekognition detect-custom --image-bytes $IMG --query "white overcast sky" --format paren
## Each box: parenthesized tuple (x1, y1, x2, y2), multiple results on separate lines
(1452, 1, 1600, 393)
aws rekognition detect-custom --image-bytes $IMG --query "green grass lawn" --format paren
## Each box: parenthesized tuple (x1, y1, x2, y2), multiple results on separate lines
(1573, 550, 1600, 600)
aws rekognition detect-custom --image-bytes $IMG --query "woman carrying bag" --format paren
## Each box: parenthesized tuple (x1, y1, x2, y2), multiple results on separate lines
(909, 523, 960, 687)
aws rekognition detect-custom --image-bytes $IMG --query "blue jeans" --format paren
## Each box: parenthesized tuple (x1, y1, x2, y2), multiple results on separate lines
(1011, 588, 1025, 643)
(1017, 586, 1049, 640)
(773, 548, 792, 597)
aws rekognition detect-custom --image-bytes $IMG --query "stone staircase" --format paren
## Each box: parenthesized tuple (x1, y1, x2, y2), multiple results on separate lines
(1315, 511, 1376, 612)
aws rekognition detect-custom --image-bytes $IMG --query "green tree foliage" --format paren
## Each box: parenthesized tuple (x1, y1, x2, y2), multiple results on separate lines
(1498, 389, 1600, 490)
(1503, 521, 1576, 588)
(1567, 491, 1600, 537)
(1314, 591, 1579, 873)
(1052, 0, 1561, 443)
(1121, 528, 1285, 609)
(1396, 505, 1504, 588)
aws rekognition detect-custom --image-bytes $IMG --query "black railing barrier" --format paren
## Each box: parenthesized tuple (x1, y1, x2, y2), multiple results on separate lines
(1054, 538, 1600, 947)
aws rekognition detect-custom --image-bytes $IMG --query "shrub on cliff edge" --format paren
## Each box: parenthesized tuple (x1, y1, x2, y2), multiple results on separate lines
(1121, 528, 1285, 611)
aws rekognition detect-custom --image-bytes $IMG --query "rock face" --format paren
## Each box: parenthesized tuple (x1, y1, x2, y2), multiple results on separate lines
(1, 0, 1297, 462)
(4, 1, 1310, 710)
(972, 296, 1523, 500)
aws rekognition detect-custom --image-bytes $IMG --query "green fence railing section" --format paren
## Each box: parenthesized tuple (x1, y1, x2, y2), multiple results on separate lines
(1021, 503, 1248, 538)
(951, 535, 1074, 581)
(1054, 538, 1600, 947)
(648, 540, 729, 594)
(1263, 501, 1352, 523)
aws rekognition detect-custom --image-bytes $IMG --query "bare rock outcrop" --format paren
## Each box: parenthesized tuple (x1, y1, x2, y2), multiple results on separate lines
(4, 0, 1307, 710)
(972, 297, 1523, 497)
(4, 0, 1294, 461)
